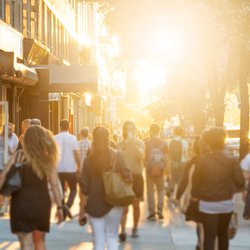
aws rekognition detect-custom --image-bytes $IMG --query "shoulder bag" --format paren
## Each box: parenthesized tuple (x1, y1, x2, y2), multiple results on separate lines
(0, 150, 24, 196)
(103, 151, 135, 206)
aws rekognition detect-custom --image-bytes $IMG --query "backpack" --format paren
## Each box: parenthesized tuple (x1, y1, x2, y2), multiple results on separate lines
(169, 139, 182, 162)
(148, 147, 166, 177)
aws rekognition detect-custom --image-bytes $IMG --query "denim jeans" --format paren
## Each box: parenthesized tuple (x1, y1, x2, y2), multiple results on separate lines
(146, 174, 165, 215)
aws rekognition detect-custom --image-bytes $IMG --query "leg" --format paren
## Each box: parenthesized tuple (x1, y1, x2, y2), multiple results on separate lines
(133, 198, 140, 231)
(89, 215, 105, 250)
(217, 213, 232, 250)
(33, 230, 46, 250)
(201, 212, 218, 250)
(105, 207, 123, 250)
(120, 206, 128, 234)
(155, 176, 165, 216)
(58, 173, 66, 205)
(65, 173, 77, 208)
(146, 174, 156, 216)
(17, 232, 33, 250)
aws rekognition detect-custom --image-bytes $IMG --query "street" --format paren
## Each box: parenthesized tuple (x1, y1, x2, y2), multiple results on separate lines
(0, 195, 250, 250)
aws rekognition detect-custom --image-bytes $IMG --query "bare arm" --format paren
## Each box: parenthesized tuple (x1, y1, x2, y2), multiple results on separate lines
(0, 151, 18, 189)
(73, 150, 81, 171)
(48, 167, 63, 207)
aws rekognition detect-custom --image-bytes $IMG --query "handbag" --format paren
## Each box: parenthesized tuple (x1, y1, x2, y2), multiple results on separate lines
(184, 198, 201, 222)
(228, 212, 238, 239)
(0, 151, 23, 196)
(103, 151, 135, 206)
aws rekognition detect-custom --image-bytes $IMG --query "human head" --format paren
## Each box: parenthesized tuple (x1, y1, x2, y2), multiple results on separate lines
(80, 128, 89, 139)
(60, 119, 69, 131)
(22, 119, 31, 134)
(30, 118, 41, 126)
(122, 120, 136, 139)
(23, 125, 58, 179)
(173, 126, 184, 137)
(149, 123, 160, 137)
(92, 127, 109, 154)
(2, 122, 15, 137)
(202, 127, 226, 151)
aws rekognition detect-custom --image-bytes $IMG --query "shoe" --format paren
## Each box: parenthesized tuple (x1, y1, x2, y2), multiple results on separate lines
(131, 228, 139, 238)
(157, 213, 164, 220)
(147, 214, 156, 221)
(63, 205, 73, 219)
(119, 233, 127, 242)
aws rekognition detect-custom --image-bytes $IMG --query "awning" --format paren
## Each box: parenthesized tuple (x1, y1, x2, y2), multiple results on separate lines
(1, 63, 38, 86)
(48, 64, 98, 92)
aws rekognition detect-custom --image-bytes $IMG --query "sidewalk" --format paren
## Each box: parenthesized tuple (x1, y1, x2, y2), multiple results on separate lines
(0, 196, 250, 250)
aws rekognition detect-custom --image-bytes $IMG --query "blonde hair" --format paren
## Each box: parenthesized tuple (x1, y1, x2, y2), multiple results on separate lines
(23, 125, 58, 180)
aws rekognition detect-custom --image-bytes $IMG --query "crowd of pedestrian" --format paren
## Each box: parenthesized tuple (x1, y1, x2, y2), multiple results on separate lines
(0, 118, 249, 250)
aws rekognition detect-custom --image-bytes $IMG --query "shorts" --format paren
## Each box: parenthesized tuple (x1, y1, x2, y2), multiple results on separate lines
(132, 174, 144, 201)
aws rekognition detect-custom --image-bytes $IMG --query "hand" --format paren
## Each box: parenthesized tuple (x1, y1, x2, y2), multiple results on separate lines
(242, 191, 247, 203)
(56, 208, 64, 224)
(78, 212, 87, 226)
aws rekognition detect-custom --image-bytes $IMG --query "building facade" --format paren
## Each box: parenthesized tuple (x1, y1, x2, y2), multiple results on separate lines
(0, 0, 100, 136)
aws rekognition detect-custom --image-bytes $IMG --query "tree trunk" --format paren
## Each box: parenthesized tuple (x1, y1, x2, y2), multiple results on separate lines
(239, 44, 249, 160)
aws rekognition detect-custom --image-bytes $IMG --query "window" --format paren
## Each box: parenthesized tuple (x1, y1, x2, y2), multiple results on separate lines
(10, 0, 22, 32)
(30, 0, 36, 38)
(5, 0, 11, 25)
(22, 0, 28, 36)
(47, 9, 51, 49)
(0, 0, 5, 20)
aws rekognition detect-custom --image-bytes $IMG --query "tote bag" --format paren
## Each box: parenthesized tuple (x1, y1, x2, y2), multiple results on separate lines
(103, 152, 135, 206)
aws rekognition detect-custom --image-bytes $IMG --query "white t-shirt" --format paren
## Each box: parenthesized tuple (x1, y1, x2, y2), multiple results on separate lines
(240, 153, 250, 172)
(54, 131, 79, 173)
(0, 133, 19, 170)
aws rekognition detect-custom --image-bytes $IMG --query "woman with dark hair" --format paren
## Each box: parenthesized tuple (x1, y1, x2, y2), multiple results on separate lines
(79, 127, 132, 250)
(192, 127, 245, 250)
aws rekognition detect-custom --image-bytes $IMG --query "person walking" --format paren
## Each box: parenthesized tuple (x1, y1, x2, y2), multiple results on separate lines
(192, 127, 245, 250)
(117, 121, 144, 240)
(0, 122, 19, 215)
(78, 127, 91, 223)
(79, 127, 132, 250)
(54, 119, 80, 219)
(17, 119, 31, 150)
(0, 125, 64, 250)
(144, 124, 167, 220)
(168, 126, 188, 200)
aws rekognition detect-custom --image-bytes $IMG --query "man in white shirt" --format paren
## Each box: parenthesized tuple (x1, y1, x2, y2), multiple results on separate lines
(54, 119, 80, 218)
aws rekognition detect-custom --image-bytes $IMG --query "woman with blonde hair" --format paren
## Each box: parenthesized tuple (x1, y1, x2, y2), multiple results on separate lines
(0, 125, 64, 250)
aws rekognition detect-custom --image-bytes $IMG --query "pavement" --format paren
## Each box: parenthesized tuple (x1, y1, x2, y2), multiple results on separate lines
(0, 194, 250, 250)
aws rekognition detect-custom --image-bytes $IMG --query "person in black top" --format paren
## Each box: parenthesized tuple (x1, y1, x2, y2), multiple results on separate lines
(0, 125, 64, 250)
(79, 127, 132, 250)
